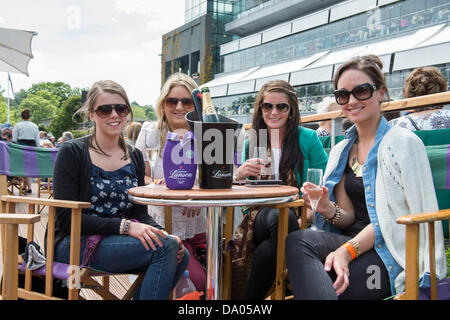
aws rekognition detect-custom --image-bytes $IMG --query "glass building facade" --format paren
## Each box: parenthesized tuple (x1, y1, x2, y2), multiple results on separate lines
(223, 0, 450, 73)
(185, 0, 208, 23)
(212, 63, 450, 116)
(207, 0, 450, 116)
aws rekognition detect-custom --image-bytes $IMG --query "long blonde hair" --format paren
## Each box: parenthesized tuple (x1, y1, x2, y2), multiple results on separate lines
(74, 80, 133, 159)
(155, 73, 198, 152)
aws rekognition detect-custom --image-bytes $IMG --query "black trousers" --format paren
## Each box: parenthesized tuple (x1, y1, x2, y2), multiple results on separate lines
(243, 207, 299, 299)
(285, 229, 391, 300)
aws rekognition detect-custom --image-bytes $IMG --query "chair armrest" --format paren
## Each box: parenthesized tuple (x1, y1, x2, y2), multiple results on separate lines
(1, 195, 91, 209)
(397, 209, 450, 225)
(0, 214, 40, 224)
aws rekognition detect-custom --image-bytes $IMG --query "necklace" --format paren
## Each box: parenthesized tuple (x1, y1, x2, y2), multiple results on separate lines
(351, 141, 363, 178)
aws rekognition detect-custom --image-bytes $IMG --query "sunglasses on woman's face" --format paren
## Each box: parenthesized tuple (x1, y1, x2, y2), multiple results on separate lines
(93, 104, 130, 118)
(260, 102, 290, 113)
(164, 97, 194, 108)
(334, 83, 379, 105)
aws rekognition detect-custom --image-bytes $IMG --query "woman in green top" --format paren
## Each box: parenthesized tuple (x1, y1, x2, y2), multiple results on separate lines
(233, 80, 328, 299)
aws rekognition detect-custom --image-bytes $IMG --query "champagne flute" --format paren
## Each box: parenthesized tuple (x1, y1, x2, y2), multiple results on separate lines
(305, 168, 323, 231)
(146, 141, 161, 187)
(253, 147, 269, 180)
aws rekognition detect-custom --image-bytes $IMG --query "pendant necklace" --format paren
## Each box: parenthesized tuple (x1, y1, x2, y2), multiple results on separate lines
(351, 140, 363, 178)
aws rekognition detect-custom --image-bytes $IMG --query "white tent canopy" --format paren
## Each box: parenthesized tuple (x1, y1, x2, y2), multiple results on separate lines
(0, 27, 37, 75)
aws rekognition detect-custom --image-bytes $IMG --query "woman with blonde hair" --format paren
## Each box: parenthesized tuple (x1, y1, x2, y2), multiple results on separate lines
(135, 73, 207, 292)
(52, 80, 188, 299)
(285, 55, 446, 299)
(126, 121, 142, 146)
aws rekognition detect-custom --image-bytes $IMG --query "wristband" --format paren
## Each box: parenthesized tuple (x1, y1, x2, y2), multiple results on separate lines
(341, 241, 357, 261)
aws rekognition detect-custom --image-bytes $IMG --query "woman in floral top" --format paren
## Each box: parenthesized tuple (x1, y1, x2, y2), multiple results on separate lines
(52, 80, 189, 300)
(389, 67, 450, 130)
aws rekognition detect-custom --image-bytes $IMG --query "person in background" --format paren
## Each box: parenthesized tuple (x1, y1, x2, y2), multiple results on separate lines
(315, 96, 340, 137)
(135, 73, 207, 293)
(126, 122, 142, 146)
(12, 109, 40, 193)
(52, 80, 188, 299)
(285, 55, 446, 300)
(389, 66, 450, 130)
(1, 128, 12, 142)
(234, 80, 328, 299)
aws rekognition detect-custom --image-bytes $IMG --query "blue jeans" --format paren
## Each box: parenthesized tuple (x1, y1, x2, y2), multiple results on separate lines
(54, 234, 189, 300)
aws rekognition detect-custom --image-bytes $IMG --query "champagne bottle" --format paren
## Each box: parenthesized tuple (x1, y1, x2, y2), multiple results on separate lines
(201, 87, 220, 123)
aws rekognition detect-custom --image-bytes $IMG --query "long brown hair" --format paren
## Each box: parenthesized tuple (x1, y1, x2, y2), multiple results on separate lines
(74, 80, 133, 160)
(251, 80, 304, 185)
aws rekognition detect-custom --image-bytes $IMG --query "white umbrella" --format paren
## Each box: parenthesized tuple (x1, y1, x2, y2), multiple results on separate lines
(0, 27, 37, 123)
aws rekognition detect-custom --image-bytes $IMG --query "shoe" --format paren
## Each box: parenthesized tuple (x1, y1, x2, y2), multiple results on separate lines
(25, 189, 32, 194)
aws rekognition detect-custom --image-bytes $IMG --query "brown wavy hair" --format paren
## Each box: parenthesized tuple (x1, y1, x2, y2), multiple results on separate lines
(403, 66, 447, 98)
(333, 54, 390, 102)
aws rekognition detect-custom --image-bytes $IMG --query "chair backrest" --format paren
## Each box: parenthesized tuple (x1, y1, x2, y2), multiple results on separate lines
(0, 141, 58, 196)
(0, 141, 57, 179)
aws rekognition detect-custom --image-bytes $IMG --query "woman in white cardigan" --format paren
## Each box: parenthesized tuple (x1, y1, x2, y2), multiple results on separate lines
(285, 54, 446, 299)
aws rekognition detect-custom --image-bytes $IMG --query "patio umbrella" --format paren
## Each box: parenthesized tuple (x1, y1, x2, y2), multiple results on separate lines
(0, 27, 37, 123)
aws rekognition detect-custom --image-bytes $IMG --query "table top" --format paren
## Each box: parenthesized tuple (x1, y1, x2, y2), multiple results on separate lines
(128, 184, 299, 207)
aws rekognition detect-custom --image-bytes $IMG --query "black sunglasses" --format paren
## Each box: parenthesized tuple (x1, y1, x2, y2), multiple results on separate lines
(165, 97, 194, 107)
(260, 102, 290, 113)
(93, 104, 130, 118)
(334, 83, 379, 105)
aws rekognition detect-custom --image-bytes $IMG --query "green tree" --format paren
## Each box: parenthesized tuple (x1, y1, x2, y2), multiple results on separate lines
(27, 82, 75, 107)
(19, 92, 58, 124)
(48, 95, 83, 139)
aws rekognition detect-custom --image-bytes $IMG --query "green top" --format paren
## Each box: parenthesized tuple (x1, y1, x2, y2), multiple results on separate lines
(242, 126, 328, 193)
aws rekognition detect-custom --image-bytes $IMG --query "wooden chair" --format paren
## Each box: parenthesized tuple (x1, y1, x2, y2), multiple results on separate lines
(220, 199, 306, 300)
(6, 177, 26, 196)
(0, 142, 145, 300)
(395, 209, 450, 300)
(36, 177, 53, 213)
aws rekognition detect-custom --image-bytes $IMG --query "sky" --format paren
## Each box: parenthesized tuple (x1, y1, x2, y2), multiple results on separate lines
(0, 0, 186, 106)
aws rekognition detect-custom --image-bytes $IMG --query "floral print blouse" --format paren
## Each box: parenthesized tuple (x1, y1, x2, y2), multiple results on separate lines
(88, 163, 138, 217)
(389, 109, 450, 131)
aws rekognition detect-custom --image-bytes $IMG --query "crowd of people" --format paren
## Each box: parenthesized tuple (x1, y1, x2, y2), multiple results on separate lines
(2, 53, 448, 300)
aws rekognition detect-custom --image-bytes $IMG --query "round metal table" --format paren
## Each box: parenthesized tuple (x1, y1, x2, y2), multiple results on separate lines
(128, 184, 299, 300)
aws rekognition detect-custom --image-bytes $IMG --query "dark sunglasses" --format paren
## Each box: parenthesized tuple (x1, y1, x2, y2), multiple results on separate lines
(164, 97, 194, 107)
(334, 83, 379, 105)
(93, 104, 130, 118)
(260, 102, 290, 113)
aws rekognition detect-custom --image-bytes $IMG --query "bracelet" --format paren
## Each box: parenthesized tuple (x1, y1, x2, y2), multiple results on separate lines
(348, 239, 360, 257)
(119, 219, 126, 235)
(324, 202, 343, 224)
(341, 242, 357, 260)
(123, 220, 131, 234)
(341, 239, 360, 261)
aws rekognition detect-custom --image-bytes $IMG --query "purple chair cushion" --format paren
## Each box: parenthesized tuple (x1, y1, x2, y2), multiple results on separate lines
(419, 278, 450, 300)
(18, 261, 71, 280)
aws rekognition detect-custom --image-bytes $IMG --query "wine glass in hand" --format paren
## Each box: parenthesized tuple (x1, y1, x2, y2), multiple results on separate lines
(305, 168, 323, 230)
(253, 147, 269, 179)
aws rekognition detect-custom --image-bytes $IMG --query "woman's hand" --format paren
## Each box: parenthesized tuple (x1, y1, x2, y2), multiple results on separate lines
(172, 235, 185, 264)
(300, 183, 332, 217)
(127, 221, 167, 251)
(324, 246, 353, 296)
(182, 207, 201, 217)
(236, 158, 264, 180)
